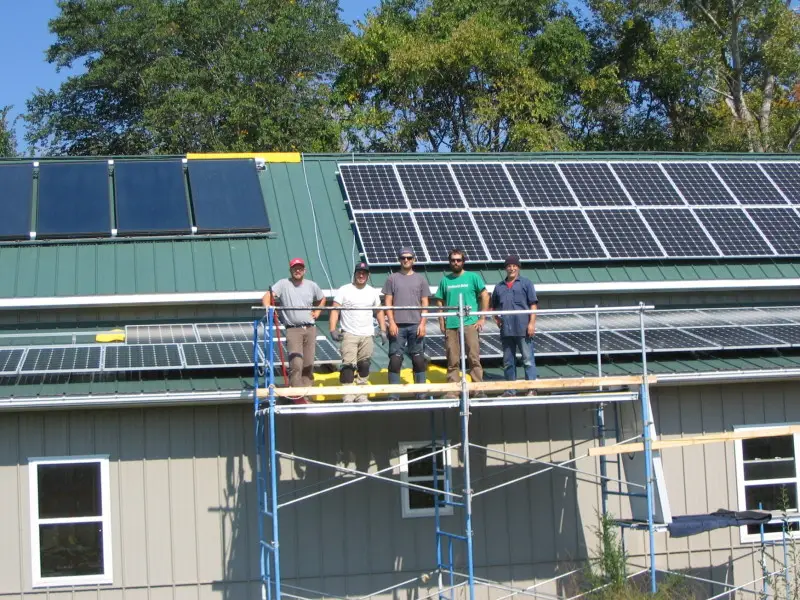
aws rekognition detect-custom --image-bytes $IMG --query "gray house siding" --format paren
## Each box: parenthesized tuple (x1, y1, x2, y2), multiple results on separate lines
(0, 381, 797, 599)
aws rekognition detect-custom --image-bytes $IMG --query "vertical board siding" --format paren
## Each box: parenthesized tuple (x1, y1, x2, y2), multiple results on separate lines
(0, 382, 799, 598)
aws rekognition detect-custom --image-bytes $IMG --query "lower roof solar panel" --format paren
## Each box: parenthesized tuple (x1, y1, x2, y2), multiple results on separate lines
(126, 324, 198, 345)
(183, 341, 263, 369)
(20, 346, 102, 374)
(104, 344, 183, 372)
(749, 325, 800, 345)
(0, 348, 25, 375)
(679, 326, 788, 349)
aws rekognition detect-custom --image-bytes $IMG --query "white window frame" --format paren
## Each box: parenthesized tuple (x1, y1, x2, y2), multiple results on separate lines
(734, 426, 800, 543)
(398, 441, 454, 519)
(28, 456, 113, 587)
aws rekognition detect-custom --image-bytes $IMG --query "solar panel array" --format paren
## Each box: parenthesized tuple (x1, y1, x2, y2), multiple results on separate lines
(8, 308, 800, 376)
(339, 161, 800, 264)
(3, 158, 269, 240)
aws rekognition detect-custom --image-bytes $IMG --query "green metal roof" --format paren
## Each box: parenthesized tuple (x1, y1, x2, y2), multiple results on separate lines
(0, 152, 799, 302)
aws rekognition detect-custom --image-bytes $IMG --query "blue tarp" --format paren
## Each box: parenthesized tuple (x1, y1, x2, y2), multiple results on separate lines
(667, 509, 771, 538)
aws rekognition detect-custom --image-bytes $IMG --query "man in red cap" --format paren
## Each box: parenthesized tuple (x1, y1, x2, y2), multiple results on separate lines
(262, 258, 326, 403)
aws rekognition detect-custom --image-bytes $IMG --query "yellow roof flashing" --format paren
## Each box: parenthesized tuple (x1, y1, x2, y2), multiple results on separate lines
(186, 152, 301, 163)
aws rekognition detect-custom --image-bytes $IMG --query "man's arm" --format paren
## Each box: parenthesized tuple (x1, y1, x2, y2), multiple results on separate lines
(261, 291, 272, 308)
(490, 288, 502, 327)
(417, 294, 429, 337)
(527, 302, 538, 337)
(384, 293, 398, 337)
(476, 289, 489, 331)
(329, 301, 341, 331)
(436, 298, 445, 332)
(312, 296, 327, 321)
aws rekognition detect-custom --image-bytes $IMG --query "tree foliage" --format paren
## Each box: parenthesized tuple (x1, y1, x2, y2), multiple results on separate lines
(25, 0, 347, 155)
(0, 106, 16, 157)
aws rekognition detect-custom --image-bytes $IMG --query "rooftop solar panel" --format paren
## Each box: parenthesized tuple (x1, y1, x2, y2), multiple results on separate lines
(114, 160, 190, 234)
(761, 163, 800, 204)
(585, 209, 664, 258)
(186, 159, 269, 232)
(396, 164, 463, 209)
(196, 322, 262, 343)
(313, 338, 343, 363)
(104, 344, 183, 371)
(750, 324, 800, 345)
(0, 164, 33, 239)
(559, 163, 631, 206)
(505, 163, 577, 207)
(339, 164, 407, 210)
(352, 212, 425, 264)
(423, 335, 503, 360)
(547, 330, 640, 353)
(0, 348, 24, 375)
(125, 324, 198, 345)
(649, 310, 733, 327)
(610, 163, 684, 206)
(694, 208, 774, 256)
(36, 162, 111, 237)
(528, 210, 606, 259)
(531, 333, 579, 355)
(711, 163, 787, 205)
(745, 208, 800, 255)
(472, 210, 548, 260)
(451, 164, 521, 208)
(535, 313, 595, 331)
(755, 307, 800, 324)
(661, 163, 737, 205)
(705, 308, 795, 326)
(183, 341, 262, 368)
(414, 211, 489, 262)
(639, 208, 720, 257)
(680, 326, 786, 349)
(642, 328, 719, 351)
(20, 346, 102, 374)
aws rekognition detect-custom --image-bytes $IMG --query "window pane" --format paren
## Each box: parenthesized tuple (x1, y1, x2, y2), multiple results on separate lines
(408, 479, 446, 510)
(407, 446, 444, 478)
(39, 523, 104, 577)
(743, 435, 795, 461)
(747, 521, 800, 536)
(745, 483, 798, 511)
(744, 459, 796, 481)
(38, 463, 102, 519)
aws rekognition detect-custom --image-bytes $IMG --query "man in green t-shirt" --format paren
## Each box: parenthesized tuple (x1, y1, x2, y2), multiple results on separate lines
(434, 248, 490, 396)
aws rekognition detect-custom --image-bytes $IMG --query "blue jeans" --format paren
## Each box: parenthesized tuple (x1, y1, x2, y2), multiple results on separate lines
(501, 336, 537, 383)
(388, 324, 426, 385)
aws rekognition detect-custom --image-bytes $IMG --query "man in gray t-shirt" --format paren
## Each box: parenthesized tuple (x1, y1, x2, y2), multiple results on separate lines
(382, 247, 430, 398)
(262, 258, 326, 402)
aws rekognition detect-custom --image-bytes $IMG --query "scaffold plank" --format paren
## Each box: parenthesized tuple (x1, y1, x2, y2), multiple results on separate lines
(258, 375, 656, 399)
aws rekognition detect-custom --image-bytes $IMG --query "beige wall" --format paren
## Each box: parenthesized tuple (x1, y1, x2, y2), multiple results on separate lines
(0, 381, 797, 599)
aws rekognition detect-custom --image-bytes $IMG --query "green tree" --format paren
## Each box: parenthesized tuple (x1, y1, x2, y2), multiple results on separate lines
(589, 0, 800, 151)
(0, 106, 17, 157)
(334, 0, 618, 152)
(25, 0, 347, 155)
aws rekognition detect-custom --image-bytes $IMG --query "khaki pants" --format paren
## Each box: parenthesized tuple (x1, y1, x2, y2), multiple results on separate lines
(445, 325, 483, 383)
(284, 326, 316, 387)
(340, 332, 374, 366)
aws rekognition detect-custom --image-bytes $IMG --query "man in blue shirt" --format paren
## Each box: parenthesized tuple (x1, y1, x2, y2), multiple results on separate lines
(491, 255, 538, 396)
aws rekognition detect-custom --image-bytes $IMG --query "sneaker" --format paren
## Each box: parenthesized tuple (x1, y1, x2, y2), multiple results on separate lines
(501, 390, 517, 398)
(415, 393, 429, 400)
(355, 394, 369, 403)
(388, 395, 400, 402)
(471, 391, 488, 399)
(343, 394, 356, 403)
(527, 389, 539, 397)
(443, 392, 459, 400)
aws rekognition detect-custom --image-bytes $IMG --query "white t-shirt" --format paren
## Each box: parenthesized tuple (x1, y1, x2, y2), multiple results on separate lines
(334, 283, 381, 336)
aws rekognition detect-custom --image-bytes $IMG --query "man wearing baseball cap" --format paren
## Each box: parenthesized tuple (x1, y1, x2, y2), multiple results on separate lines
(262, 258, 326, 403)
(491, 255, 538, 396)
(329, 262, 386, 402)
(382, 247, 430, 400)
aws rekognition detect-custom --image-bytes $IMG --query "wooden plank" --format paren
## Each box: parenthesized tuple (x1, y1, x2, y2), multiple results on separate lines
(259, 375, 656, 398)
(589, 424, 800, 456)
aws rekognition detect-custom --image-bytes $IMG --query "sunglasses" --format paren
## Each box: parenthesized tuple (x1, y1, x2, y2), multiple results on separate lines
(399, 256, 414, 261)
(449, 258, 464, 263)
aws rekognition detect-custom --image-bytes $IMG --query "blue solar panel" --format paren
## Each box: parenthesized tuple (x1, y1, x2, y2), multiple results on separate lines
(0, 163, 33, 239)
(187, 159, 269, 232)
(37, 162, 111, 237)
(114, 160, 190, 234)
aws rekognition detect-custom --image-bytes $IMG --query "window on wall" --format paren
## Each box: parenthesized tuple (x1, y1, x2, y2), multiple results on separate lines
(398, 442, 454, 518)
(28, 457, 113, 587)
(735, 431, 800, 542)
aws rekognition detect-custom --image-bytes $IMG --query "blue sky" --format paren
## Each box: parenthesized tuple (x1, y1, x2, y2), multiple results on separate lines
(1, 0, 377, 153)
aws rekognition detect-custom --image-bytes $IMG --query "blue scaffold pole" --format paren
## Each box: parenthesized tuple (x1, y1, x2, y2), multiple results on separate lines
(253, 318, 269, 600)
(638, 304, 657, 594)
(266, 308, 282, 600)
(457, 295, 476, 600)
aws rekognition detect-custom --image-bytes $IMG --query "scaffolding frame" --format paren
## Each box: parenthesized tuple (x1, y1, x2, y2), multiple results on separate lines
(251, 302, 790, 600)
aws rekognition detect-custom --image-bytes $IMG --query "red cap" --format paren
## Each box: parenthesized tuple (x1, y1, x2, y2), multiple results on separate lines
(289, 258, 305, 268)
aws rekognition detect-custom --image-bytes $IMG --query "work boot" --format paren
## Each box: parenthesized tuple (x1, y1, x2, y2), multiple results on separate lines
(501, 390, 518, 398)
(527, 389, 539, 397)
(343, 394, 356, 403)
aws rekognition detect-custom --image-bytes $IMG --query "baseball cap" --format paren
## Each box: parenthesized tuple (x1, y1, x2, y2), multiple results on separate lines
(354, 261, 370, 273)
(504, 255, 521, 267)
(289, 258, 306, 268)
(398, 247, 415, 258)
